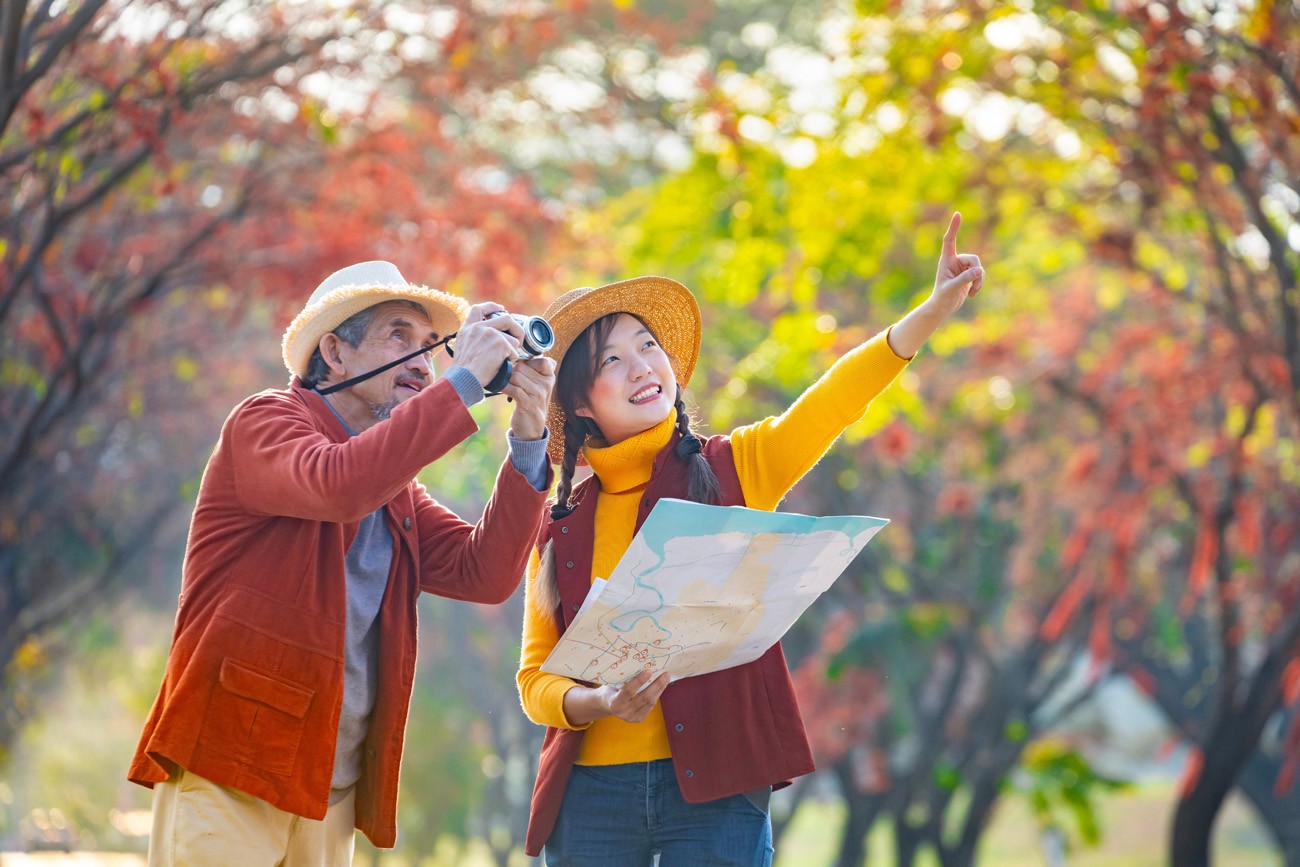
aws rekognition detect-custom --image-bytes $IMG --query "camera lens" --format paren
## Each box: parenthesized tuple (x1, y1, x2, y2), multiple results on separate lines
(527, 318, 555, 353)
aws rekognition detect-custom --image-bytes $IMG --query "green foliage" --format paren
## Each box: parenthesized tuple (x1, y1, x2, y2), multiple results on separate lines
(1013, 738, 1132, 848)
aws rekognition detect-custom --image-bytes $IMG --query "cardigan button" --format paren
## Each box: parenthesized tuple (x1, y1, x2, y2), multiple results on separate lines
(566, 560, 574, 568)
(685, 770, 694, 778)
(675, 723, 684, 732)
(403, 517, 412, 530)
(561, 526, 569, 534)
(571, 604, 580, 612)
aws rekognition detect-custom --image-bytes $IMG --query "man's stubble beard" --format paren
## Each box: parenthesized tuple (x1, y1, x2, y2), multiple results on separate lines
(366, 397, 399, 421)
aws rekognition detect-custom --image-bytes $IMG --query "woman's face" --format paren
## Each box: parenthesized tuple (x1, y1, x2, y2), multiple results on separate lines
(574, 313, 678, 446)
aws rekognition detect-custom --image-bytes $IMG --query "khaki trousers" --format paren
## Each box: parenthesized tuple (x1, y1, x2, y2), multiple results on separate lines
(148, 767, 357, 867)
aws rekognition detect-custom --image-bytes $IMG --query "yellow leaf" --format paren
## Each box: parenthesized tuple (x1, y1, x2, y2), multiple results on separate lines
(15, 636, 46, 671)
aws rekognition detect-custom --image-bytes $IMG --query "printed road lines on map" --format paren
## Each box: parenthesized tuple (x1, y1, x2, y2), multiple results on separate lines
(575, 534, 800, 683)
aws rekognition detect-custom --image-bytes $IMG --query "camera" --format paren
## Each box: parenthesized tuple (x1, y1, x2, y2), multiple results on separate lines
(483, 311, 555, 394)
(492, 312, 556, 359)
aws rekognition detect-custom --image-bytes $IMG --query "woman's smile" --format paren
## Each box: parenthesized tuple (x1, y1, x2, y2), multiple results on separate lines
(629, 384, 662, 404)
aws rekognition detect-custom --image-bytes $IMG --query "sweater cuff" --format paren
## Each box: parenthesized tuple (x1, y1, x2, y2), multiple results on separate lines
(444, 365, 485, 407)
(508, 428, 551, 492)
(884, 325, 917, 362)
(556, 683, 593, 731)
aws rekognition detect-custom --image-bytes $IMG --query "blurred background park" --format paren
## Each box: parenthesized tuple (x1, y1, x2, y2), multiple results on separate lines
(2, 0, 1298, 864)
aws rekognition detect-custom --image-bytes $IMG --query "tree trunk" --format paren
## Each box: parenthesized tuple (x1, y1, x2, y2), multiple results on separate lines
(832, 798, 873, 867)
(1235, 750, 1300, 866)
(832, 762, 881, 867)
(893, 819, 923, 867)
(942, 776, 1005, 867)
(771, 775, 811, 849)
(1170, 783, 1228, 867)
(1170, 731, 1251, 867)
(1170, 609, 1300, 866)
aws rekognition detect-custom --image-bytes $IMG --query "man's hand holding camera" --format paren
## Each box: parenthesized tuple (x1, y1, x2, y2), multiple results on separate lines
(453, 302, 556, 441)
(452, 302, 526, 388)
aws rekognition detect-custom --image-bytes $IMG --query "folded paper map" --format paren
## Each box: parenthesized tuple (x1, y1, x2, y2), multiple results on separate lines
(541, 498, 889, 685)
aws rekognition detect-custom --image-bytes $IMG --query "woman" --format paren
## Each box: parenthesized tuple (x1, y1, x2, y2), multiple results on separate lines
(518, 213, 985, 864)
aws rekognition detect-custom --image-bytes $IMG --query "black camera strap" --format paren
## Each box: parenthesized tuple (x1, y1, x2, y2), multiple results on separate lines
(316, 334, 456, 396)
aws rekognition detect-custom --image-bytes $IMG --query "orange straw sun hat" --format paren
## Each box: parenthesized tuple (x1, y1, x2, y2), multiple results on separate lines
(281, 260, 469, 381)
(543, 276, 701, 464)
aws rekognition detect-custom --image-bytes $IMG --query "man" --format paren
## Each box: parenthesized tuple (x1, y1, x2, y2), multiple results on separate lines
(129, 261, 556, 864)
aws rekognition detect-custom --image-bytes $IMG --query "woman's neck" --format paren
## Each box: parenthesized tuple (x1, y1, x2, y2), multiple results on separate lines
(582, 410, 678, 494)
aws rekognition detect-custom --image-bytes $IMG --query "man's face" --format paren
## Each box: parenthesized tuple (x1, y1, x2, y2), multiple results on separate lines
(322, 301, 439, 429)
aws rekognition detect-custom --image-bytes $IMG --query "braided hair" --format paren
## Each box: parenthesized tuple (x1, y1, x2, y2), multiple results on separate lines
(672, 390, 721, 506)
(551, 312, 720, 518)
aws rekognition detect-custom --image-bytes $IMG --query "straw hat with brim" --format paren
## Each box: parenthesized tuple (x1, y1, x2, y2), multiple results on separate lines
(282, 260, 470, 381)
(543, 276, 701, 465)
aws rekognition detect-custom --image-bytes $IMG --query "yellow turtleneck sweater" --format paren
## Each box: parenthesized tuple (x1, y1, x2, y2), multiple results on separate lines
(517, 329, 909, 766)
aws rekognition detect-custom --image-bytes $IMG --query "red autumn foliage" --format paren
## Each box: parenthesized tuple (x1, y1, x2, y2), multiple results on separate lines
(874, 420, 914, 462)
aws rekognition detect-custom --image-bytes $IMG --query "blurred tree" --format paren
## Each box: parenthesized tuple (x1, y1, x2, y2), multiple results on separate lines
(3, 0, 781, 857)
(1, 0, 320, 764)
(0, 0, 670, 768)
(950, 4, 1300, 863)
(584, 1, 1300, 864)
(5, 602, 168, 852)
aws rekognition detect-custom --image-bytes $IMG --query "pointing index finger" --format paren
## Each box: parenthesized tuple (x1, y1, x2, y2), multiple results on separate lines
(942, 211, 961, 259)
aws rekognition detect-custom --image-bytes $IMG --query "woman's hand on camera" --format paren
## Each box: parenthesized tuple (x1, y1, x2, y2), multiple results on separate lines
(562, 669, 672, 726)
(504, 356, 556, 440)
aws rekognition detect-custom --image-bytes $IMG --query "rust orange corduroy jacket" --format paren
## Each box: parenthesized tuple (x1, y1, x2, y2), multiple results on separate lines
(129, 377, 549, 848)
(524, 431, 815, 855)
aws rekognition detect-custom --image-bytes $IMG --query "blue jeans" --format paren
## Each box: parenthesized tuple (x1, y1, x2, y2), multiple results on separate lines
(545, 759, 773, 867)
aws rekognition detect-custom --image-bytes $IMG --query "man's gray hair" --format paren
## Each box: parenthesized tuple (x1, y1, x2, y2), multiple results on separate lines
(303, 300, 428, 389)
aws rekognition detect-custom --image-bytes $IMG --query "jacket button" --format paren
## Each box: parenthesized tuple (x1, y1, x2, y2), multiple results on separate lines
(572, 603, 580, 612)
(403, 517, 412, 530)
(675, 723, 684, 732)
(685, 770, 694, 778)
(566, 561, 574, 568)
(561, 526, 569, 534)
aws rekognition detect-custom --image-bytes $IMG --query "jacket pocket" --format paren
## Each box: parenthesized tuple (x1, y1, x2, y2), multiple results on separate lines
(199, 658, 314, 776)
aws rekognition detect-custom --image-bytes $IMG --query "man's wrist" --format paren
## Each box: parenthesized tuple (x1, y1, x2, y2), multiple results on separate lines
(510, 416, 547, 441)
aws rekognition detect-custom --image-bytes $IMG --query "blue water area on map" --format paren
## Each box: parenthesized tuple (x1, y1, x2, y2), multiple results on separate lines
(635, 499, 888, 567)
(600, 500, 889, 636)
